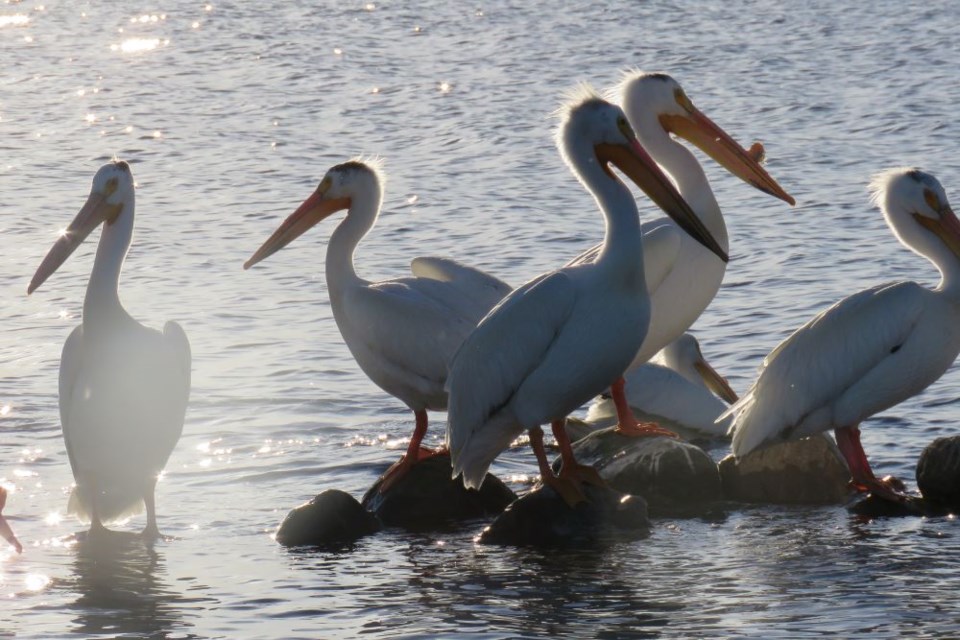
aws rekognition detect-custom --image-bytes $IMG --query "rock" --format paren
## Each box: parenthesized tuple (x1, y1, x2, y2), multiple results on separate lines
(478, 483, 649, 547)
(719, 434, 851, 505)
(276, 489, 381, 548)
(361, 454, 516, 529)
(847, 493, 937, 518)
(565, 427, 722, 515)
(916, 436, 960, 508)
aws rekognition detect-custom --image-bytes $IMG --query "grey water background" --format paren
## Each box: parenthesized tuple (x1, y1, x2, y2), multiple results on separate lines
(2, 0, 960, 637)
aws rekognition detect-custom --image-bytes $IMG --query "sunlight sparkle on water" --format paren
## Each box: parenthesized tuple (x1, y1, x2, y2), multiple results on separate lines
(84, 113, 96, 124)
(24, 574, 50, 592)
(438, 81, 452, 93)
(44, 512, 62, 526)
(111, 38, 164, 54)
(0, 405, 10, 417)
(0, 15, 29, 27)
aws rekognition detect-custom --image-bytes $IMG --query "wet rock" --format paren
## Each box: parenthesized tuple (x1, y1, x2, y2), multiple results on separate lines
(276, 489, 381, 548)
(361, 454, 516, 529)
(848, 492, 936, 518)
(564, 417, 596, 443)
(565, 427, 721, 515)
(916, 436, 960, 508)
(719, 434, 851, 505)
(478, 483, 649, 547)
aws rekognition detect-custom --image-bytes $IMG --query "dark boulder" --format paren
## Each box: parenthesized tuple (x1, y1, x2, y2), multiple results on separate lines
(566, 428, 722, 515)
(719, 434, 851, 505)
(276, 489, 381, 548)
(916, 436, 960, 508)
(478, 482, 649, 547)
(361, 454, 516, 529)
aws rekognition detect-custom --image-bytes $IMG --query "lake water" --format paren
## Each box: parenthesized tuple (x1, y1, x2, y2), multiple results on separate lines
(3, 0, 960, 637)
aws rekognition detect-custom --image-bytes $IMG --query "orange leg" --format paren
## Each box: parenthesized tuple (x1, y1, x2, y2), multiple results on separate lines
(834, 425, 908, 502)
(610, 377, 678, 438)
(379, 410, 447, 493)
(529, 422, 605, 507)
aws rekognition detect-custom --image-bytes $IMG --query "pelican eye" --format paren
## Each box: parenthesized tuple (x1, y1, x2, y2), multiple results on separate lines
(674, 89, 694, 112)
(104, 178, 119, 195)
(316, 176, 332, 195)
(616, 116, 635, 139)
(923, 188, 942, 215)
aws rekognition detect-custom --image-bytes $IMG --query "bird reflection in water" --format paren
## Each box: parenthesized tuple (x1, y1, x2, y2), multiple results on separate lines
(67, 534, 204, 638)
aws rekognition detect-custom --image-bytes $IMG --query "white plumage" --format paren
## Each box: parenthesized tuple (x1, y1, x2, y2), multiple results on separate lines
(447, 88, 727, 498)
(569, 72, 794, 368)
(585, 333, 737, 438)
(728, 168, 960, 496)
(29, 161, 191, 537)
(244, 160, 510, 489)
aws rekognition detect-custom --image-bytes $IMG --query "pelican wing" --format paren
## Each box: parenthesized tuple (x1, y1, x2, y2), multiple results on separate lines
(587, 363, 730, 436)
(163, 320, 192, 425)
(447, 271, 576, 481)
(340, 277, 491, 389)
(409, 257, 511, 324)
(565, 219, 681, 293)
(730, 281, 925, 456)
(58, 325, 85, 473)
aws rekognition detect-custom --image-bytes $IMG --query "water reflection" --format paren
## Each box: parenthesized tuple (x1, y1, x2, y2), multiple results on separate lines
(67, 535, 200, 639)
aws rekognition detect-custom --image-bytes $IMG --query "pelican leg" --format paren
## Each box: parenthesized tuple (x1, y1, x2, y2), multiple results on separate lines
(834, 425, 908, 502)
(551, 420, 606, 488)
(0, 487, 22, 553)
(609, 377, 679, 438)
(87, 478, 109, 537)
(530, 425, 585, 506)
(379, 410, 447, 493)
(141, 476, 161, 540)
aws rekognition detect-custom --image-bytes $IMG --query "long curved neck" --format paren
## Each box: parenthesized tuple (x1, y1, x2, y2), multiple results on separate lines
(325, 187, 381, 297)
(637, 120, 728, 251)
(932, 246, 960, 297)
(569, 142, 645, 285)
(83, 204, 134, 326)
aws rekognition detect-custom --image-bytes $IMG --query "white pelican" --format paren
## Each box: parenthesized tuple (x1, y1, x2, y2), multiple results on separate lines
(0, 486, 22, 553)
(569, 72, 794, 368)
(28, 161, 191, 538)
(728, 168, 960, 500)
(585, 333, 738, 438)
(244, 160, 511, 491)
(447, 89, 728, 505)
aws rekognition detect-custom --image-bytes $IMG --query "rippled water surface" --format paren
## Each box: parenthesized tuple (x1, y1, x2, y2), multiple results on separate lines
(3, 0, 960, 637)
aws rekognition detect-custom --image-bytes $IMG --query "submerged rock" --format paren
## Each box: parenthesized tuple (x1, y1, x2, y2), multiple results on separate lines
(478, 483, 649, 547)
(361, 454, 516, 529)
(916, 436, 960, 508)
(276, 489, 381, 548)
(848, 492, 935, 518)
(719, 434, 851, 505)
(565, 427, 721, 515)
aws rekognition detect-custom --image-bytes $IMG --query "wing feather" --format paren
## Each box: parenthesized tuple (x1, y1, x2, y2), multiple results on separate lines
(446, 272, 576, 483)
(730, 281, 925, 456)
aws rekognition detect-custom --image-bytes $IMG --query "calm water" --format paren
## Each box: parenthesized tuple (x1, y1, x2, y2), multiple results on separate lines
(2, 0, 960, 637)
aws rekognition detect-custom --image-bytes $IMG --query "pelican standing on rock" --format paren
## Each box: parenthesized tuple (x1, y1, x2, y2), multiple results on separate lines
(569, 72, 794, 368)
(447, 89, 728, 504)
(728, 169, 960, 500)
(29, 161, 191, 538)
(244, 160, 510, 491)
(583, 333, 738, 439)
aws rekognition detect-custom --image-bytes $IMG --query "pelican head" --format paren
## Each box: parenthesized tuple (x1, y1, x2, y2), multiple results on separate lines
(618, 71, 794, 206)
(661, 333, 738, 403)
(557, 86, 728, 262)
(244, 160, 383, 269)
(28, 160, 134, 295)
(872, 168, 960, 264)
